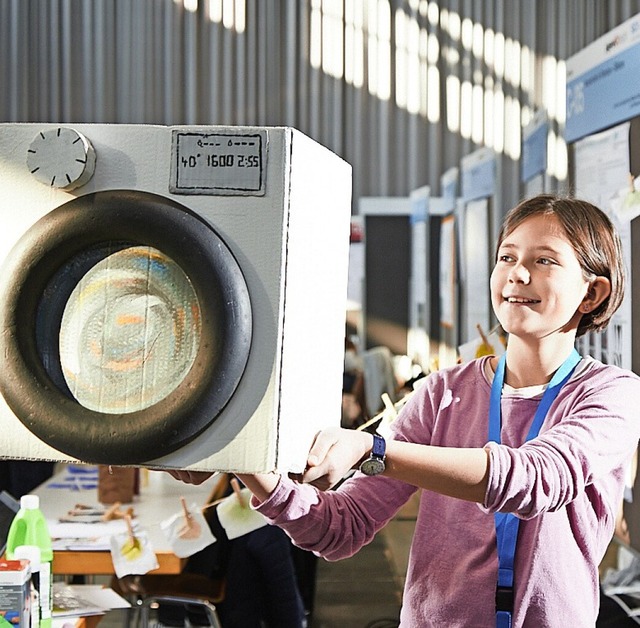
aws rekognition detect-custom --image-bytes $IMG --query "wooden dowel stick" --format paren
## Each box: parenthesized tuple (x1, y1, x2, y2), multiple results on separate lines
(230, 477, 245, 508)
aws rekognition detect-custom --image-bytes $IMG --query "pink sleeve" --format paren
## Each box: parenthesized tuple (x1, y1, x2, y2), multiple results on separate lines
(481, 372, 640, 519)
(254, 473, 416, 560)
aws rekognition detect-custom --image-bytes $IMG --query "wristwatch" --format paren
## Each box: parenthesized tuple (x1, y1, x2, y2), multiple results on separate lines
(359, 433, 386, 476)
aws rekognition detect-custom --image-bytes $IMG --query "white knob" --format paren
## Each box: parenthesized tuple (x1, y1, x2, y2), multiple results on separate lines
(27, 127, 96, 190)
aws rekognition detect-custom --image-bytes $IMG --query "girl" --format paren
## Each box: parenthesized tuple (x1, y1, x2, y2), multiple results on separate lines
(176, 195, 640, 626)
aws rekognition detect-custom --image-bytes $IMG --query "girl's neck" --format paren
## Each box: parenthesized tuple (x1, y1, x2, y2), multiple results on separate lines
(499, 336, 577, 388)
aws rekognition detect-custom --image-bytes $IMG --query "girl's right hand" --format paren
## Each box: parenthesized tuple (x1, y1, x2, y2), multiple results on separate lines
(298, 427, 373, 491)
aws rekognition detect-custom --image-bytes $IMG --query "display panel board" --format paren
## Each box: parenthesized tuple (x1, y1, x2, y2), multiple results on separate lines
(567, 14, 640, 563)
(359, 198, 413, 356)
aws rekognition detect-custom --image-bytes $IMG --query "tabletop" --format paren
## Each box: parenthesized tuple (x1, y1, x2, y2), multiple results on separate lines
(34, 466, 220, 576)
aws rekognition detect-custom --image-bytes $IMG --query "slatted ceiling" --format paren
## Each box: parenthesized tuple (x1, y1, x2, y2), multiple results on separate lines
(1, 0, 639, 206)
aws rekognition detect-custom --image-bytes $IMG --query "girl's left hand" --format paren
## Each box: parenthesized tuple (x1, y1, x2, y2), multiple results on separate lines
(296, 427, 373, 491)
(166, 469, 215, 485)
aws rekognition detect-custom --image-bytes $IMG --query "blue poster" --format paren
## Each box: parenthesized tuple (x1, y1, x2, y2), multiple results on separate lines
(522, 116, 548, 182)
(461, 148, 496, 202)
(566, 14, 640, 143)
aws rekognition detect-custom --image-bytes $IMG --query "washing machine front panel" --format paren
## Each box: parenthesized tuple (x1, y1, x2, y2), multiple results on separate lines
(0, 188, 253, 465)
(0, 124, 352, 473)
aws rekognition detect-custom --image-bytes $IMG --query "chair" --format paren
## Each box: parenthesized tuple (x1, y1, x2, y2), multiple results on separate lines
(362, 346, 397, 416)
(114, 568, 225, 627)
(138, 595, 221, 628)
(134, 572, 224, 627)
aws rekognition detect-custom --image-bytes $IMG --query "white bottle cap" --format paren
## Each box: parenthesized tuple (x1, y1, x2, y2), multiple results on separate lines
(20, 494, 40, 510)
(13, 545, 41, 572)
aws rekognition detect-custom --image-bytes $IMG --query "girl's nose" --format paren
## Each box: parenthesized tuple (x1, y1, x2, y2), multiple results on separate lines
(508, 262, 531, 283)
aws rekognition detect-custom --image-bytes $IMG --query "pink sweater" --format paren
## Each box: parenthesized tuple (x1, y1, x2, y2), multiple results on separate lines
(256, 356, 640, 626)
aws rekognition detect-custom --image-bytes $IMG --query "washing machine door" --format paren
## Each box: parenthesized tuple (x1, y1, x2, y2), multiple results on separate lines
(0, 190, 252, 465)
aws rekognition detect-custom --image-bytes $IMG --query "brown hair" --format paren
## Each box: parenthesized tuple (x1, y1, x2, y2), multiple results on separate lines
(495, 194, 625, 337)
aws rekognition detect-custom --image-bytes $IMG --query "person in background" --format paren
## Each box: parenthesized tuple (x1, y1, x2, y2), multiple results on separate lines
(173, 195, 640, 626)
(155, 473, 307, 628)
(0, 460, 55, 499)
(342, 334, 367, 428)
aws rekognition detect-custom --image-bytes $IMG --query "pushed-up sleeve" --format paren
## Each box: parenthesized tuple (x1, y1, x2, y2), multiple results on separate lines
(255, 473, 416, 560)
(481, 369, 640, 519)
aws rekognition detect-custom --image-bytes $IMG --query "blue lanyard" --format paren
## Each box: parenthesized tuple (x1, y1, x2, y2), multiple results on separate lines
(489, 349, 581, 628)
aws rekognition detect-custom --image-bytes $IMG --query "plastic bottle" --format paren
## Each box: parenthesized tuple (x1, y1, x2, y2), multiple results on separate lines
(6, 495, 53, 628)
(13, 545, 41, 628)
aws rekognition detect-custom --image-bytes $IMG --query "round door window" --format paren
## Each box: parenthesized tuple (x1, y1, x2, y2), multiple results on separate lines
(0, 190, 252, 465)
(59, 245, 202, 414)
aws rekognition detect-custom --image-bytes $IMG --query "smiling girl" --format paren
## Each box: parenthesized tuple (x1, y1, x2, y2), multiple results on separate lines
(174, 195, 640, 627)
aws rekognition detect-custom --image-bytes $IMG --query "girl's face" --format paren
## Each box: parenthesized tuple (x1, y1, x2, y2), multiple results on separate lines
(490, 213, 591, 340)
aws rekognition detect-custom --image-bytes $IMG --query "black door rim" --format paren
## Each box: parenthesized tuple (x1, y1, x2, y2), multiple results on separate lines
(0, 190, 252, 465)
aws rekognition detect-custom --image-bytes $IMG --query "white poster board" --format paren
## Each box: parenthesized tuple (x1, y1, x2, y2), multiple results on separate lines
(573, 122, 633, 369)
(462, 198, 492, 343)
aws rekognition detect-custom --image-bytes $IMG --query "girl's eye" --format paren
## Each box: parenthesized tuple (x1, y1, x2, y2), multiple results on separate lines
(498, 254, 513, 263)
(537, 258, 554, 266)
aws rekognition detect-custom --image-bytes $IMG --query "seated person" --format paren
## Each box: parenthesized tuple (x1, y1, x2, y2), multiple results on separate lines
(157, 474, 307, 628)
(0, 460, 55, 498)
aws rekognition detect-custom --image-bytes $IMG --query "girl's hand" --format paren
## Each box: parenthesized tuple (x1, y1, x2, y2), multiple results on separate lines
(166, 469, 215, 485)
(298, 427, 373, 491)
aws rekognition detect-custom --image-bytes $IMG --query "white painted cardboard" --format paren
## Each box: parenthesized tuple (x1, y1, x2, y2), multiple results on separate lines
(0, 124, 352, 473)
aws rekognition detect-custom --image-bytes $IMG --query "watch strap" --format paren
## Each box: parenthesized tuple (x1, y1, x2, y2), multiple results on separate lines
(370, 433, 386, 459)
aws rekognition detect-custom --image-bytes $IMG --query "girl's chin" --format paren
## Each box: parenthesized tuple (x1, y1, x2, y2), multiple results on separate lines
(496, 320, 541, 338)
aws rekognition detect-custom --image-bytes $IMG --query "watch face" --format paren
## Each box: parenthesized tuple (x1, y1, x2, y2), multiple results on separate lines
(360, 457, 385, 476)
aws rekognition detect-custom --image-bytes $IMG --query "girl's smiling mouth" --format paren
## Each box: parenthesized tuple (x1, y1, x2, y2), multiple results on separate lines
(504, 296, 541, 304)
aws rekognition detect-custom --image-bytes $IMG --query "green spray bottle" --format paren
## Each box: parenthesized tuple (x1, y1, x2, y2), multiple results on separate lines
(6, 495, 53, 628)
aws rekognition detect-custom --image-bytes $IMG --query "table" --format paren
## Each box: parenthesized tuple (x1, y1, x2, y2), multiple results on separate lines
(34, 466, 219, 576)
(53, 616, 103, 628)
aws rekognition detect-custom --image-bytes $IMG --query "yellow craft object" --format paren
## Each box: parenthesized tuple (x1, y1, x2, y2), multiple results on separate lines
(475, 324, 494, 358)
(121, 514, 143, 560)
(120, 536, 142, 560)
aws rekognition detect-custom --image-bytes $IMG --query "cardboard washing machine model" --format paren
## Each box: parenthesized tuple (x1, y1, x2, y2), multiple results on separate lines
(0, 124, 352, 474)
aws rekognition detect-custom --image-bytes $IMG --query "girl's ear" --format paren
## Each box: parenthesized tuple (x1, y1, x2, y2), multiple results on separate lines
(579, 277, 611, 313)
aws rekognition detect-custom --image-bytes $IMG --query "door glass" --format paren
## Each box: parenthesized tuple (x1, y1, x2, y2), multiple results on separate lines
(59, 246, 202, 414)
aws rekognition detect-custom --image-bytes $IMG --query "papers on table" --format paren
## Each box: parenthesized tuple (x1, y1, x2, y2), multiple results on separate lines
(49, 520, 129, 551)
(52, 583, 130, 618)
